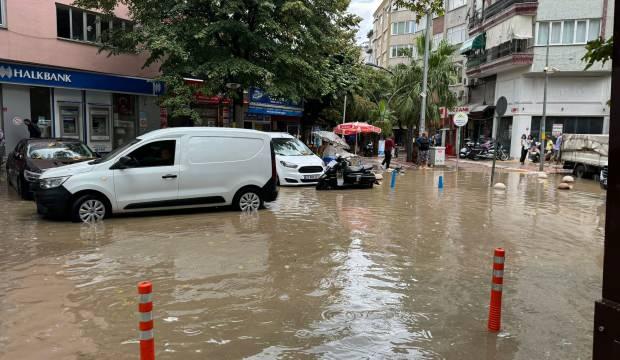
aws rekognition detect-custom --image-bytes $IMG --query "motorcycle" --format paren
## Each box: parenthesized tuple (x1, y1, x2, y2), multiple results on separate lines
(460, 138, 509, 161)
(363, 142, 374, 157)
(316, 156, 377, 190)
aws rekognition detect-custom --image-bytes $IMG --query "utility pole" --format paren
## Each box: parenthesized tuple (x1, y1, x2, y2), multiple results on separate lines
(419, 11, 432, 136)
(342, 94, 347, 124)
(539, 35, 550, 172)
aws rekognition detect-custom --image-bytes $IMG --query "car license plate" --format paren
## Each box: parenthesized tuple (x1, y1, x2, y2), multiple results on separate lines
(303, 174, 321, 180)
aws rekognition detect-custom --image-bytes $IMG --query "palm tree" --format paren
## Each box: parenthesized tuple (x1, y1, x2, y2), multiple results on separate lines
(391, 36, 458, 162)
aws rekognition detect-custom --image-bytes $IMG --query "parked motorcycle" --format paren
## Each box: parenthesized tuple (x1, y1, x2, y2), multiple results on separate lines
(316, 156, 377, 190)
(363, 142, 374, 157)
(460, 138, 509, 161)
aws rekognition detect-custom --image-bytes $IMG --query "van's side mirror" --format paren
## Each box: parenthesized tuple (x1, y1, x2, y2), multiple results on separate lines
(112, 156, 134, 170)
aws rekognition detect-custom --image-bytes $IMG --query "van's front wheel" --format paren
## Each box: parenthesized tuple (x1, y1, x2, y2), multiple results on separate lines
(233, 188, 263, 211)
(71, 194, 108, 223)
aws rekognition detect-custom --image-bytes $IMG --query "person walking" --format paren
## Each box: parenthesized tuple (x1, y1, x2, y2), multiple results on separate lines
(24, 118, 42, 139)
(519, 134, 528, 165)
(382, 137, 394, 170)
(417, 132, 431, 168)
(552, 133, 563, 164)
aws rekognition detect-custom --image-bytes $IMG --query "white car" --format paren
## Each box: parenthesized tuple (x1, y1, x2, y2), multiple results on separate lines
(268, 133, 324, 186)
(34, 127, 278, 222)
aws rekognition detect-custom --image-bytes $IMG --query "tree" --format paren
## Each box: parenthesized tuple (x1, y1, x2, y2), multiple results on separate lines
(369, 99, 395, 136)
(394, 0, 445, 20)
(73, 0, 361, 122)
(583, 36, 614, 70)
(391, 37, 458, 162)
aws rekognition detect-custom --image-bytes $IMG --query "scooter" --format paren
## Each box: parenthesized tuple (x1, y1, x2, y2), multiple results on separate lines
(316, 156, 377, 190)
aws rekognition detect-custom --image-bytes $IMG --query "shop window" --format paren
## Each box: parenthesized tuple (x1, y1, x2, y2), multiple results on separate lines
(531, 116, 604, 139)
(127, 140, 176, 168)
(59, 103, 81, 139)
(113, 94, 137, 148)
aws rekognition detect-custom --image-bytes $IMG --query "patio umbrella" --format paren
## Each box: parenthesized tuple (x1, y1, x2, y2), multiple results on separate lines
(313, 130, 350, 149)
(334, 122, 382, 154)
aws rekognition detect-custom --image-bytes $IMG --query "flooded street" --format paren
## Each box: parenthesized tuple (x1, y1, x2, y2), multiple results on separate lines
(0, 168, 606, 360)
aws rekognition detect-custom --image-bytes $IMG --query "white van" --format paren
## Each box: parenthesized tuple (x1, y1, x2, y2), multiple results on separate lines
(269, 133, 324, 186)
(34, 127, 278, 222)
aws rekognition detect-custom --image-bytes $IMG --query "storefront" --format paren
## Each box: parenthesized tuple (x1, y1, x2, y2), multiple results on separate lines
(245, 88, 303, 136)
(0, 61, 163, 153)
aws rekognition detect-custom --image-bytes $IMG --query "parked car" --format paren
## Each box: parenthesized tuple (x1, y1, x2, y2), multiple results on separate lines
(6, 138, 97, 199)
(35, 127, 278, 222)
(268, 133, 324, 186)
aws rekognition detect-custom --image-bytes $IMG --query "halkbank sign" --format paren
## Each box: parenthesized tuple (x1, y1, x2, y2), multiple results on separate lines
(0, 61, 164, 96)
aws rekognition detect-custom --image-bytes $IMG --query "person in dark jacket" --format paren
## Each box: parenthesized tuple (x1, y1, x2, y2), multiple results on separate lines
(382, 137, 395, 170)
(416, 133, 431, 168)
(24, 118, 41, 139)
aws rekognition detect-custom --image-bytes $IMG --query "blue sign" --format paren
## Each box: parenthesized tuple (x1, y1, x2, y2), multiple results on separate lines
(247, 106, 303, 117)
(0, 61, 163, 96)
(248, 88, 302, 109)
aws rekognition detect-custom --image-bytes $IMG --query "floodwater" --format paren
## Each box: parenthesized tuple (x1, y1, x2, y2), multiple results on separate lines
(0, 168, 606, 360)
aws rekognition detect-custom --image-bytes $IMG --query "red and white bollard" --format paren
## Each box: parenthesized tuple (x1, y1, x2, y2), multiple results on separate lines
(138, 281, 155, 360)
(487, 248, 505, 332)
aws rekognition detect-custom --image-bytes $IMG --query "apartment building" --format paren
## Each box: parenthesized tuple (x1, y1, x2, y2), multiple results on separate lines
(463, 0, 613, 159)
(0, 0, 163, 153)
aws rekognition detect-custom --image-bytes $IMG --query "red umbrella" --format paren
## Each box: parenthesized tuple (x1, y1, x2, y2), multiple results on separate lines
(334, 122, 382, 136)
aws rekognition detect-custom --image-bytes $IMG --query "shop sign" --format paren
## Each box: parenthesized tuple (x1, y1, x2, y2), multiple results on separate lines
(247, 106, 303, 117)
(0, 61, 164, 96)
(248, 88, 302, 109)
(453, 112, 469, 127)
(552, 124, 563, 136)
(448, 106, 470, 115)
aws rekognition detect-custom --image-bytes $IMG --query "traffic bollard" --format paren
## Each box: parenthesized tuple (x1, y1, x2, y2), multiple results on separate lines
(391, 170, 397, 189)
(138, 281, 155, 360)
(438, 175, 444, 189)
(488, 248, 505, 332)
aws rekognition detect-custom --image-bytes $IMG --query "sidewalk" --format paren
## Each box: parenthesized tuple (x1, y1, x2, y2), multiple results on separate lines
(366, 155, 572, 175)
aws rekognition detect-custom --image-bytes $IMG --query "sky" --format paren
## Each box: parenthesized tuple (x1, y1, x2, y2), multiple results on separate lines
(348, 0, 381, 42)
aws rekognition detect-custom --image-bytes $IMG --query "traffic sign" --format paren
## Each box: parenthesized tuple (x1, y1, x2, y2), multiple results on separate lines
(453, 112, 469, 127)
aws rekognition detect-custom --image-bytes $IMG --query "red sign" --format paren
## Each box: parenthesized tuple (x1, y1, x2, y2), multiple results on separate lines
(159, 107, 168, 128)
(448, 106, 470, 115)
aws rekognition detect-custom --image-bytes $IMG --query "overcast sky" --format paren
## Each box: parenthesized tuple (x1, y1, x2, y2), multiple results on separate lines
(348, 0, 381, 42)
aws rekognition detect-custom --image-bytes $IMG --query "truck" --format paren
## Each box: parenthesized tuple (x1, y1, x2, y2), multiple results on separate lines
(561, 134, 608, 180)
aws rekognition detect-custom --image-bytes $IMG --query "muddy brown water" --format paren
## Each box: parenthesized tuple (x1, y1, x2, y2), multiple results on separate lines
(0, 168, 605, 360)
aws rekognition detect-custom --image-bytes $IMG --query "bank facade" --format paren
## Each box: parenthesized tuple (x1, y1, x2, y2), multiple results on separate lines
(0, 0, 162, 153)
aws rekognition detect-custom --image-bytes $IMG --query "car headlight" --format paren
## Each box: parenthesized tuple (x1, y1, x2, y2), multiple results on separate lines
(279, 160, 298, 169)
(24, 169, 42, 182)
(39, 176, 70, 190)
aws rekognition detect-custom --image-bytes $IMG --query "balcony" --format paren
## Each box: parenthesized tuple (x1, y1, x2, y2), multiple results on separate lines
(466, 39, 533, 78)
(469, 0, 538, 32)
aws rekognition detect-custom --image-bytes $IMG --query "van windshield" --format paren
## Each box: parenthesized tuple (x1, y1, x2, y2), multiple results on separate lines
(90, 139, 141, 164)
(272, 138, 313, 156)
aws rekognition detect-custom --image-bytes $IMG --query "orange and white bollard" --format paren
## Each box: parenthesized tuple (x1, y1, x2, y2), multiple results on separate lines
(138, 281, 155, 360)
(487, 248, 505, 332)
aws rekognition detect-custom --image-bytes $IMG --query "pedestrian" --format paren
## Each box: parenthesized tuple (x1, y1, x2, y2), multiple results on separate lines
(519, 134, 528, 165)
(552, 133, 563, 164)
(416, 132, 431, 168)
(382, 136, 394, 170)
(545, 136, 554, 161)
(24, 118, 42, 139)
(432, 130, 442, 147)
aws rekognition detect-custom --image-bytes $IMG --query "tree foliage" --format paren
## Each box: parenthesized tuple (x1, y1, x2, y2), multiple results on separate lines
(73, 0, 361, 121)
(394, 0, 445, 20)
(583, 36, 613, 70)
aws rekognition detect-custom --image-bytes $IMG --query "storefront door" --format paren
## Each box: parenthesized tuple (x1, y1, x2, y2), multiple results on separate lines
(29, 87, 52, 138)
(498, 117, 513, 149)
(113, 94, 137, 148)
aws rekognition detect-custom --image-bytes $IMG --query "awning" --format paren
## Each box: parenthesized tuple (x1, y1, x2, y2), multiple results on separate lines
(460, 33, 486, 54)
(466, 104, 496, 120)
(486, 15, 533, 49)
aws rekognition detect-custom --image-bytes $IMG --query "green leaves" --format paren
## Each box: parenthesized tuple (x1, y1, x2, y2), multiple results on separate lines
(582, 36, 613, 70)
(393, 0, 445, 20)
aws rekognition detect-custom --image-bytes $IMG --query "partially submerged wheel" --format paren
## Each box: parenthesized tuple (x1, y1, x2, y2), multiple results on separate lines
(234, 188, 263, 211)
(71, 194, 108, 223)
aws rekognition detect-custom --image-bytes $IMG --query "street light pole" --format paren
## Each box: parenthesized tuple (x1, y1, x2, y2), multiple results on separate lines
(539, 37, 550, 172)
(419, 11, 432, 136)
(342, 94, 347, 124)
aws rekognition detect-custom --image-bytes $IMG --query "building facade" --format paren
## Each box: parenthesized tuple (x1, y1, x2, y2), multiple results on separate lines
(463, 0, 613, 159)
(0, 0, 163, 154)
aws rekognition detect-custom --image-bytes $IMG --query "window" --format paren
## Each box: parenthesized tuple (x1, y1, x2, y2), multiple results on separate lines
(550, 22, 562, 44)
(433, 33, 443, 49)
(56, 5, 133, 43)
(588, 19, 601, 41)
(391, 21, 415, 35)
(390, 44, 414, 58)
(537, 19, 602, 46)
(0, 0, 6, 27)
(447, 24, 466, 45)
(448, 0, 467, 10)
(127, 140, 176, 168)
